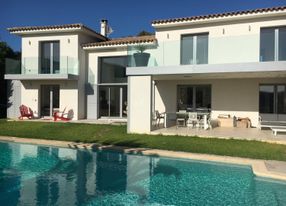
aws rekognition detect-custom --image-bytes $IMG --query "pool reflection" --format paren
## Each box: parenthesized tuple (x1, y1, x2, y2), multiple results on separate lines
(0, 142, 157, 205)
(1, 141, 286, 206)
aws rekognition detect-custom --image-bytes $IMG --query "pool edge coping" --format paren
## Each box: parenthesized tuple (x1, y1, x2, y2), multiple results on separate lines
(0, 135, 285, 181)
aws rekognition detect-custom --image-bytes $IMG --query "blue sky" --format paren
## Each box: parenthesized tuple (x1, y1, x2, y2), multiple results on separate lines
(1, 0, 285, 51)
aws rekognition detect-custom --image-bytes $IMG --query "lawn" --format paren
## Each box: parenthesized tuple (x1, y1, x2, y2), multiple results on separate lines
(0, 120, 286, 161)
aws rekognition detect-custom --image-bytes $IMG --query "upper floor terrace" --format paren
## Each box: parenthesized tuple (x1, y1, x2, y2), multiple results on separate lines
(127, 6, 286, 76)
(5, 23, 107, 80)
(5, 56, 79, 80)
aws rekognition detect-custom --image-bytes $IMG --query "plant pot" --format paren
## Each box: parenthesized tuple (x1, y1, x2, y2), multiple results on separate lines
(134, 52, 150, 66)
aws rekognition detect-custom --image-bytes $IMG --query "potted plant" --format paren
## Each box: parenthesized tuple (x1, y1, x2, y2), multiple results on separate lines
(133, 45, 150, 66)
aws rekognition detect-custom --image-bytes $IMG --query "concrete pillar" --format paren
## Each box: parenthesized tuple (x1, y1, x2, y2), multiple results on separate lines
(128, 76, 152, 133)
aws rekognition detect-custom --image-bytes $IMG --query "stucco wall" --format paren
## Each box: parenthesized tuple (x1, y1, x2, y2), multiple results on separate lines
(128, 76, 152, 133)
(148, 17, 286, 66)
(77, 34, 99, 119)
(18, 32, 100, 120)
(154, 77, 286, 128)
(86, 49, 128, 119)
(7, 80, 21, 118)
(20, 80, 78, 120)
(21, 34, 79, 74)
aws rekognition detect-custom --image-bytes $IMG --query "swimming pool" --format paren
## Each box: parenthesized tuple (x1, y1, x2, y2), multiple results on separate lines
(0, 141, 285, 206)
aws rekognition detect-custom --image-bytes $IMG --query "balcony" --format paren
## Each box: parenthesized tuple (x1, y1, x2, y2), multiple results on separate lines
(5, 56, 79, 80)
(126, 35, 286, 77)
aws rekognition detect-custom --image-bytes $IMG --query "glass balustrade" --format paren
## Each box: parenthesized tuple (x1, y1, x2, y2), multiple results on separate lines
(127, 34, 286, 67)
(5, 56, 78, 75)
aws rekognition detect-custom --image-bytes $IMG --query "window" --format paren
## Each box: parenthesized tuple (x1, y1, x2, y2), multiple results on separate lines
(279, 27, 286, 61)
(177, 85, 211, 111)
(181, 33, 208, 65)
(259, 85, 286, 114)
(99, 56, 128, 83)
(260, 27, 286, 61)
(40, 41, 60, 74)
(98, 56, 128, 118)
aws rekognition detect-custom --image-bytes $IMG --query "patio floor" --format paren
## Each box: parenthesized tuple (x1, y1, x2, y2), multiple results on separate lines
(151, 126, 286, 145)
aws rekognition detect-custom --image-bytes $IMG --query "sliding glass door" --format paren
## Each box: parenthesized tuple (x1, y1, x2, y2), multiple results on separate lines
(40, 41, 60, 74)
(40, 85, 60, 117)
(259, 85, 286, 121)
(99, 86, 127, 118)
(177, 85, 211, 112)
(98, 56, 128, 118)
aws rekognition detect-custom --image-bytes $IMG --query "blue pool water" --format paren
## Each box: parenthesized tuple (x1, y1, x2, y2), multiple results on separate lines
(0, 141, 286, 206)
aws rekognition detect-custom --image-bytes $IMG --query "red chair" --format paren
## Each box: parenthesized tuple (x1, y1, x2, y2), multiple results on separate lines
(19, 105, 34, 120)
(53, 107, 71, 121)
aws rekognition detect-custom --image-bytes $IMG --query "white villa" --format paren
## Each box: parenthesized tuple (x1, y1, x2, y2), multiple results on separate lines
(5, 6, 286, 134)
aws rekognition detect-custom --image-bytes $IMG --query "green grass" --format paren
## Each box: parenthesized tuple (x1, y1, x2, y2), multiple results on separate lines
(0, 120, 286, 161)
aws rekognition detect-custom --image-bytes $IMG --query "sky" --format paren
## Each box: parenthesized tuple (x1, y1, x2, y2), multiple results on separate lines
(1, 0, 285, 51)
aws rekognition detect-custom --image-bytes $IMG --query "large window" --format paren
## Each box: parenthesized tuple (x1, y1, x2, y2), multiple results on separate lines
(100, 56, 128, 83)
(181, 33, 208, 65)
(177, 85, 211, 111)
(259, 85, 286, 120)
(40, 41, 60, 74)
(260, 27, 286, 62)
(99, 56, 128, 118)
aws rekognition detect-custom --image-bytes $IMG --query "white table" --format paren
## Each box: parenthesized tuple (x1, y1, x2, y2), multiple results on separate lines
(164, 112, 209, 130)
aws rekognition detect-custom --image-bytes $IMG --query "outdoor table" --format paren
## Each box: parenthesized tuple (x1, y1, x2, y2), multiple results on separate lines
(164, 112, 210, 130)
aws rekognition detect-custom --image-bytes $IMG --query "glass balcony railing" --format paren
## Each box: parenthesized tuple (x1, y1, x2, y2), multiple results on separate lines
(127, 35, 286, 67)
(5, 56, 79, 75)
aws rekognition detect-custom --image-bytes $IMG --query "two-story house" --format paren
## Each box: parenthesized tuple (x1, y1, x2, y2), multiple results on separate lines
(5, 23, 107, 119)
(126, 6, 286, 133)
(5, 6, 286, 134)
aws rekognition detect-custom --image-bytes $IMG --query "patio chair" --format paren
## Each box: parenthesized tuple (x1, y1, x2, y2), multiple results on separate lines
(176, 111, 187, 128)
(19, 105, 34, 120)
(206, 113, 212, 130)
(187, 112, 199, 128)
(154, 110, 165, 127)
(53, 107, 71, 121)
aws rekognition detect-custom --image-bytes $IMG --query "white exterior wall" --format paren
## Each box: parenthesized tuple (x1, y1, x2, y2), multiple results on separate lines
(77, 34, 99, 119)
(19, 34, 80, 119)
(154, 77, 286, 128)
(17, 32, 99, 120)
(86, 49, 128, 119)
(21, 34, 79, 74)
(21, 80, 78, 119)
(128, 76, 152, 133)
(151, 17, 286, 66)
(127, 15, 286, 133)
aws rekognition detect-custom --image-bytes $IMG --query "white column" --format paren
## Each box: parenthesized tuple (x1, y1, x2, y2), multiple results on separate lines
(128, 76, 152, 133)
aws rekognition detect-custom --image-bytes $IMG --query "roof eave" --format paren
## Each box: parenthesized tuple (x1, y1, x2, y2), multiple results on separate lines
(83, 41, 156, 50)
(8, 28, 83, 36)
(8, 27, 107, 41)
(152, 10, 286, 29)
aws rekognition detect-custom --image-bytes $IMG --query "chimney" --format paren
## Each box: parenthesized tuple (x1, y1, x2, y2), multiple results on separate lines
(100, 19, 108, 36)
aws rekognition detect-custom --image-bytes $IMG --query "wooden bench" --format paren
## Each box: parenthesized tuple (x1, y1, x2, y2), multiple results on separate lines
(271, 127, 286, 136)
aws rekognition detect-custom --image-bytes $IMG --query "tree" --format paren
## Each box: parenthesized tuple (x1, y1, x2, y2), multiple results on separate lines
(137, 30, 154, 36)
(0, 42, 20, 118)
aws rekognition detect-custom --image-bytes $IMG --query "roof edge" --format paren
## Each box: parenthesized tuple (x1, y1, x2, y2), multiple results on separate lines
(82, 35, 157, 49)
(152, 6, 286, 26)
(7, 23, 108, 40)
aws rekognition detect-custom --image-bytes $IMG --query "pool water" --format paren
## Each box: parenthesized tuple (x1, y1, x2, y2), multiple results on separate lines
(0, 141, 286, 206)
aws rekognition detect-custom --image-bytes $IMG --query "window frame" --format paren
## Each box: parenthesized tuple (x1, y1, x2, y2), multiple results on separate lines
(39, 41, 60, 74)
(98, 55, 128, 84)
(260, 26, 286, 62)
(180, 32, 209, 65)
(177, 84, 212, 112)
